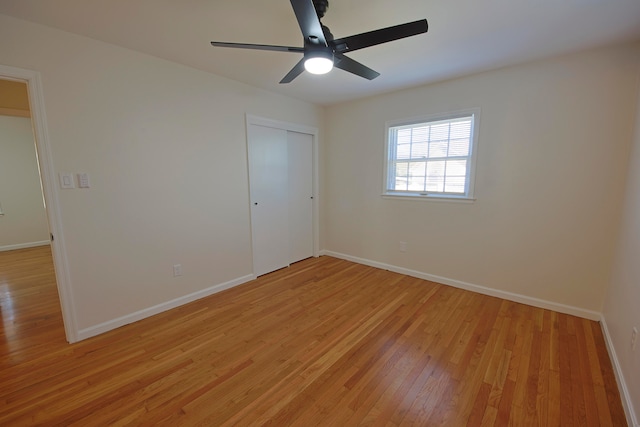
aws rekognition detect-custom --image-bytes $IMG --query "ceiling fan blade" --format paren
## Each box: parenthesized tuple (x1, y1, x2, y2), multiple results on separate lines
(211, 41, 304, 53)
(280, 58, 307, 84)
(290, 0, 328, 46)
(331, 19, 428, 54)
(334, 54, 380, 80)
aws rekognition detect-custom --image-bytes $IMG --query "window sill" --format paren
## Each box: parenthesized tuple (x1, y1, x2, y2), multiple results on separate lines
(381, 193, 476, 203)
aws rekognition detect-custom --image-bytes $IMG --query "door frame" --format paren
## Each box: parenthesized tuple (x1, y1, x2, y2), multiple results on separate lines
(245, 114, 320, 268)
(0, 64, 78, 343)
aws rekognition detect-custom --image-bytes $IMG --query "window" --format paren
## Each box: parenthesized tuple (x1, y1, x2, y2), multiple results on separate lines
(384, 110, 479, 200)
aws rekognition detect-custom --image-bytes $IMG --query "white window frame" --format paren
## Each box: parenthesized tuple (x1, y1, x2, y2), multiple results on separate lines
(383, 108, 480, 201)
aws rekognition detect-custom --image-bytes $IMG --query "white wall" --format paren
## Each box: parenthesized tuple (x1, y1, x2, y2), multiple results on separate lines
(323, 44, 640, 315)
(0, 115, 50, 249)
(0, 14, 324, 334)
(604, 77, 640, 425)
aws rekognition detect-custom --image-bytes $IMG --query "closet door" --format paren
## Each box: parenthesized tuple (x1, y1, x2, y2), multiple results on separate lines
(288, 131, 313, 263)
(247, 124, 289, 277)
(248, 124, 314, 276)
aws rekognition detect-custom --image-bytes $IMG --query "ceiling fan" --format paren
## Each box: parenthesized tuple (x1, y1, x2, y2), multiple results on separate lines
(210, 0, 428, 84)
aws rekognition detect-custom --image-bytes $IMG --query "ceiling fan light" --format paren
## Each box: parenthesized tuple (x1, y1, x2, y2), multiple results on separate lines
(304, 56, 334, 75)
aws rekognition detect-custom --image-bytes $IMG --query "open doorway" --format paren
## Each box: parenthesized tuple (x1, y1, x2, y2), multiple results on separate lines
(0, 79, 50, 250)
(0, 65, 76, 342)
(0, 78, 66, 347)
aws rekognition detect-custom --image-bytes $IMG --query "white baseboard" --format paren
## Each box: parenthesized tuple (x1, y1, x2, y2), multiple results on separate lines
(76, 274, 256, 341)
(320, 250, 601, 321)
(600, 317, 639, 427)
(0, 240, 50, 252)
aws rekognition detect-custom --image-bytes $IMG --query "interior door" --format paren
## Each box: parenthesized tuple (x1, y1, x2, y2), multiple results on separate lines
(248, 124, 289, 277)
(288, 131, 313, 263)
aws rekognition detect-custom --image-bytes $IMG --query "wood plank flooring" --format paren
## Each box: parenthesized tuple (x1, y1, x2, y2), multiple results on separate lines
(0, 246, 627, 426)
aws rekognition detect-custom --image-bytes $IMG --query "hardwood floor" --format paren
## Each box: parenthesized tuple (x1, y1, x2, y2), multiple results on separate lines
(0, 246, 627, 426)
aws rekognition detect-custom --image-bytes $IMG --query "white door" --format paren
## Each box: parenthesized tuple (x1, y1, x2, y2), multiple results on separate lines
(248, 124, 289, 277)
(288, 131, 313, 263)
(248, 124, 314, 276)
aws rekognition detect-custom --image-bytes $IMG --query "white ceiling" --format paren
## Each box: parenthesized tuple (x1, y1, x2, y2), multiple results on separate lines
(1, 0, 639, 105)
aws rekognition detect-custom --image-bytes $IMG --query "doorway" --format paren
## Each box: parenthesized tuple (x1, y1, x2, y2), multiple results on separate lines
(246, 115, 319, 277)
(0, 65, 76, 342)
(0, 80, 49, 250)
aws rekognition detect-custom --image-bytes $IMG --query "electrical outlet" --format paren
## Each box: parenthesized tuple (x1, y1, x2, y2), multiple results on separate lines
(399, 241, 407, 252)
(632, 327, 638, 351)
(173, 264, 182, 277)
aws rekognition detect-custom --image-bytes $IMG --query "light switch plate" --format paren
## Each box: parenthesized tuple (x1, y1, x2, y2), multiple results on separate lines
(77, 173, 91, 188)
(59, 173, 75, 189)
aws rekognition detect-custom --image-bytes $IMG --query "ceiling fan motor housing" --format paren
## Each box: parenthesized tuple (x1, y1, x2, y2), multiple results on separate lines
(304, 45, 333, 60)
(313, 0, 329, 19)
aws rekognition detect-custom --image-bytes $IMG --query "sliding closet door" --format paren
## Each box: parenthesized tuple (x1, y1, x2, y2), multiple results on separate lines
(248, 124, 314, 277)
(288, 131, 313, 264)
(248, 124, 289, 277)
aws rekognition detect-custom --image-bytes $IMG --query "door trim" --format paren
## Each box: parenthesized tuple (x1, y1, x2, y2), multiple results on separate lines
(245, 114, 320, 261)
(0, 64, 79, 343)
